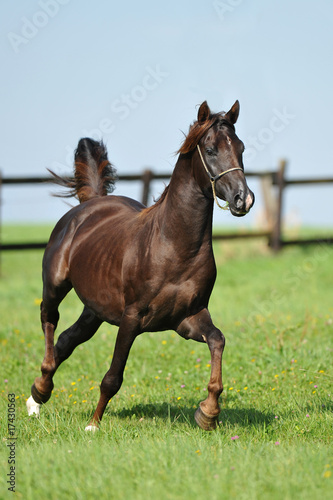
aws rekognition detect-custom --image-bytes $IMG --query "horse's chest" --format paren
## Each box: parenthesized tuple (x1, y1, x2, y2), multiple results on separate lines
(139, 264, 216, 331)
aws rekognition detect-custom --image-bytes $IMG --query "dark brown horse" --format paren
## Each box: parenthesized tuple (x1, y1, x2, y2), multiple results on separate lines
(26, 100, 254, 431)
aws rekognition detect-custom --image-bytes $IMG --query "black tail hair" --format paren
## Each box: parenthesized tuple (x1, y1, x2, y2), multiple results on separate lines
(48, 138, 117, 203)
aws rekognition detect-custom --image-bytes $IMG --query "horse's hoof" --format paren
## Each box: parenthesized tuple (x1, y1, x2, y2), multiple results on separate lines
(85, 424, 99, 433)
(194, 406, 219, 431)
(31, 383, 52, 405)
(26, 396, 41, 417)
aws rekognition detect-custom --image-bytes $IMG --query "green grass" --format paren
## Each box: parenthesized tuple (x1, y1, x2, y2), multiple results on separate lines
(0, 226, 332, 499)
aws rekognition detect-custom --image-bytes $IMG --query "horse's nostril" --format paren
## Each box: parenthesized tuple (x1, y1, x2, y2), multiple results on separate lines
(234, 193, 243, 209)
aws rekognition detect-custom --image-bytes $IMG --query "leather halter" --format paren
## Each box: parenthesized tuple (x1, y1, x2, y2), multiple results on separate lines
(196, 144, 243, 210)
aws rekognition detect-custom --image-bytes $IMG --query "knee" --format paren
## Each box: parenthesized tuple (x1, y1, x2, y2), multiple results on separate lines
(209, 328, 225, 350)
(101, 374, 123, 397)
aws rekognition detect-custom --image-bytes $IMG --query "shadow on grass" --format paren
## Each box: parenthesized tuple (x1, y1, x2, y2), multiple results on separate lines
(104, 397, 333, 429)
(104, 402, 276, 430)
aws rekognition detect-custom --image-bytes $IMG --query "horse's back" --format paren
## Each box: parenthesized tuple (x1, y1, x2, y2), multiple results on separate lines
(43, 195, 145, 281)
(48, 195, 144, 243)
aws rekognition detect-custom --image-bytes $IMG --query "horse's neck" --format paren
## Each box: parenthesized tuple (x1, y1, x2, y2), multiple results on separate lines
(159, 154, 214, 250)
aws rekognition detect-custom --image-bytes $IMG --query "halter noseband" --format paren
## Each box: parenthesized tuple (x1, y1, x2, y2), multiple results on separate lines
(196, 144, 243, 210)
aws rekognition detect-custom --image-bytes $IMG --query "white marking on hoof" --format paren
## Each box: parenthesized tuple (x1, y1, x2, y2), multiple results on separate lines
(85, 424, 99, 432)
(26, 396, 40, 417)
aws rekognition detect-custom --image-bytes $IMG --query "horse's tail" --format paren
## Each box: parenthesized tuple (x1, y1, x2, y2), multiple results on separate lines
(48, 138, 117, 203)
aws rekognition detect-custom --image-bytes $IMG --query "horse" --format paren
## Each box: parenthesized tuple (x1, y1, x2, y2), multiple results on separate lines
(26, 100, 254, 431)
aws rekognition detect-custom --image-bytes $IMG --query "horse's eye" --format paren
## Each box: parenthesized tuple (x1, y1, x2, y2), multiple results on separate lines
(205, 149, 214, 157)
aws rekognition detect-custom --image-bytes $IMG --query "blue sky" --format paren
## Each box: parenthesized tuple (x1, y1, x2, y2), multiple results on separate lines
(1, 0, 333, 227)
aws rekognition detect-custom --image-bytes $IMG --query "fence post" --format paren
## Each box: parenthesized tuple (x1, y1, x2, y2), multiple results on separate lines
(270, 159, 287, 252)
(141, 169, 153, 206)
(260, 173, 276, 232)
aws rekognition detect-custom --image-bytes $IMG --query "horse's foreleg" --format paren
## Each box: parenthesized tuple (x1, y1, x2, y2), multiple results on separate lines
(177, 309, 225, 431)
(195, 328, 225, 430)
(86, 312, 140, 432)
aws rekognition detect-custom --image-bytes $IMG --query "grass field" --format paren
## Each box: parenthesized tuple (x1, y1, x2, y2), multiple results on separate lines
(0, 225, 332, 499)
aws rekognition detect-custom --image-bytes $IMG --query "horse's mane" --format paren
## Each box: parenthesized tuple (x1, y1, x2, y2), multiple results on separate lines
(143, 108, 231, 214)
(177, 111, 226, 155)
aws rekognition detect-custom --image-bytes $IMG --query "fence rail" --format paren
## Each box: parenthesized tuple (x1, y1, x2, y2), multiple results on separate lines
(1, 164, 333, 254)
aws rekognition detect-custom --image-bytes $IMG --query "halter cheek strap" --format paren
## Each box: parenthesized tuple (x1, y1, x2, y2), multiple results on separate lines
(196, 144, 243, 210)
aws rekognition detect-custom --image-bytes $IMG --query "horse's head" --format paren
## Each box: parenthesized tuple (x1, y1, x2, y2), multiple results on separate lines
(195, 101, 254, 217)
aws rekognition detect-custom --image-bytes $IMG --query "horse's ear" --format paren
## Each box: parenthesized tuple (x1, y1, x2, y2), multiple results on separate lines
(225, 100, 240, 124)
(198, 101, 211, 124)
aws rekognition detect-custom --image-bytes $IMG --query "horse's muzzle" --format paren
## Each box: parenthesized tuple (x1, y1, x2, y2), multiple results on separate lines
(230, 190, 255, 217)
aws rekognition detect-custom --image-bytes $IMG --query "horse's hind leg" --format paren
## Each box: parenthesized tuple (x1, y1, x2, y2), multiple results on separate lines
(29, 282, 72, 410)
(54, 306, 102, 366)
(27, 305, 102, 415)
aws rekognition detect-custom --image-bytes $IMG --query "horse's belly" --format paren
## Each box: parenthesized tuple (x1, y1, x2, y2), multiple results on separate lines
(72, 281, 124, 325)
(69, 248, 125, 325)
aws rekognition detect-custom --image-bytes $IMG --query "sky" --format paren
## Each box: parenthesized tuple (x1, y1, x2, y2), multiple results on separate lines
(1, 0, 333, 229)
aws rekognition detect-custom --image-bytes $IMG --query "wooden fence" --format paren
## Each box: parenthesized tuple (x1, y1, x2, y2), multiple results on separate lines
(0, 163, 333, 253)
